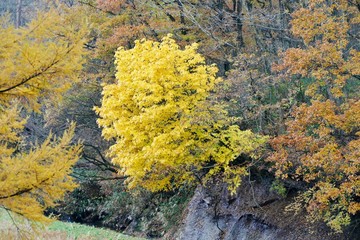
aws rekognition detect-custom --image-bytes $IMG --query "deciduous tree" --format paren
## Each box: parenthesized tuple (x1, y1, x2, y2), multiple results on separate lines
(0, 6, 88, 223)
(95, 35, 267, 193)
(268, 0, 360, 232)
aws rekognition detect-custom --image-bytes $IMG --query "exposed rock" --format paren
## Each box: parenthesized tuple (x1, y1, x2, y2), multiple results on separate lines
(170, 178, 345, 240)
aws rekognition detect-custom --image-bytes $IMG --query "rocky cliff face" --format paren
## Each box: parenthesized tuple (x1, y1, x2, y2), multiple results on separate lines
(170, 178, 347, 240)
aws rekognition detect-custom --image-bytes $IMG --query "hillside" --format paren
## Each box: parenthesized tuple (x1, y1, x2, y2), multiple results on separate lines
(0, 0, 358, 239)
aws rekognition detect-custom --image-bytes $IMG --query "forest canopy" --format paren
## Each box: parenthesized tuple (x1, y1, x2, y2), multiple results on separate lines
(0, 0, 358, 236)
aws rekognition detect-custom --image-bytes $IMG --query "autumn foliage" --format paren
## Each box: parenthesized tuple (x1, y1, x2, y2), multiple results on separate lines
(268, 0, 359, 232)
(1, 0, 359, 235)
(0, 7, 87, 223)
(96, 35, 267, 192)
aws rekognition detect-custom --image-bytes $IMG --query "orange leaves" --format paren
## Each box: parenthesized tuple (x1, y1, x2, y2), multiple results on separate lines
(269, 99, 359, 182)
(291, 0, 349, 46)
(291, 8, 327, 45)
(346, 49, 360, 78)
(292, 100, 340, 131)
(97, 0, 127, 13)
(340, 100, 360, 132)
(275, 43, 350, 98)
(268, 0, 359, 231)
(105, 25, 146, 47)
(274, 0, 358, 99)
(348, 202, 360, 215)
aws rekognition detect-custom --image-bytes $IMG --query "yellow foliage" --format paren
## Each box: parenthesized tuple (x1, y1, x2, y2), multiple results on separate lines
(0, 123, 81, 223)
(0, 7, 88, 111)
(96, 35, 267, 192)
(0, 5, 88, 224)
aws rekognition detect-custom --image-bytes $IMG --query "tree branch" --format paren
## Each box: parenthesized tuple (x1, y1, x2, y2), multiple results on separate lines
(0, 44, 76, 94)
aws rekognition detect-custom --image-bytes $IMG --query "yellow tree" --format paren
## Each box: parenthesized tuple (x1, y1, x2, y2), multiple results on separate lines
(95, 35, 267, 193)
(268, 0, 359, 232)
(0, 6, 88, 223)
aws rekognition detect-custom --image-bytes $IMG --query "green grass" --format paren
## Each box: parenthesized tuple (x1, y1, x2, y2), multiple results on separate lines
(48, 221, 144, 240)
(0, 209, 145, 240)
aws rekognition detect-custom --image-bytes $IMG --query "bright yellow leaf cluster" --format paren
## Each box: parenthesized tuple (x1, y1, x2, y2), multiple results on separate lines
(96, 35, 267, 192)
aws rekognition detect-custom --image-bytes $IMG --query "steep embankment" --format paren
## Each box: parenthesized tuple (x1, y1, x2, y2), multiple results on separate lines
(169, 178, 349, 240)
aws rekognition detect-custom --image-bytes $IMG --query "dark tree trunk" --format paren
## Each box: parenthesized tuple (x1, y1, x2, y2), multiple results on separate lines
(235, 0, 244, 50)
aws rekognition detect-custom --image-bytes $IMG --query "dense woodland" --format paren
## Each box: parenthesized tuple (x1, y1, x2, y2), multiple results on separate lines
(0, 0, 359, 239)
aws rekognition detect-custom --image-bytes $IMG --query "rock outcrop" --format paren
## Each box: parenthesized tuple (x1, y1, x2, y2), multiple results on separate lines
(171, 178, 346, 240)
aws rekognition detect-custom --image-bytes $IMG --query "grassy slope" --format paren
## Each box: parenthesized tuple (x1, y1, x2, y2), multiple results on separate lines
(0, 209, 145, 240)
(48, 221, 144, 240)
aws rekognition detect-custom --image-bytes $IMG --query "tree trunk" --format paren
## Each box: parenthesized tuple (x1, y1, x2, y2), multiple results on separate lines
(235, 0, 244, 50)
(15, 0, 22, 28)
